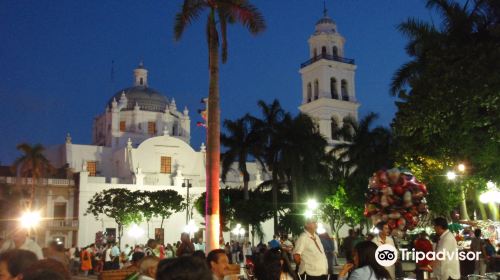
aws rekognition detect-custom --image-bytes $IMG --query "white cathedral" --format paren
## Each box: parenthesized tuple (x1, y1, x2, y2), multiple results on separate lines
(41, 10, 360, 247)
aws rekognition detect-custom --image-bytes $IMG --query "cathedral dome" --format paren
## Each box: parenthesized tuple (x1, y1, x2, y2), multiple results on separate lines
(108, 86, 168, 112)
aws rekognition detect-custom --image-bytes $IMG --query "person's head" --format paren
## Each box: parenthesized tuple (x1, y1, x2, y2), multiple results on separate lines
(156, 256, 212, 280)
(352, 241, 391, 279)
(376, 221, 390, 237)
(48, 241, 65, 254)
(10, 229, 28, 246)
(419, 231, 428, 239)
(474, 228, 482, 238)
(255, 248, 293, 280)
(192, 250, 206, 261)
(366, 233, 375, 241)
(23, 259, 71, 280)
(146, 239, 158, 249)
(131, 252, 145, 265)
(180, 233, 190, 243)
(348, 229, 355, 237)
(0, 250, 38, 280)
(206, 249, 229, 278)
(433, 217, 448, 235)
(139, 256, 159, 278)
(304, 218, 318, 234)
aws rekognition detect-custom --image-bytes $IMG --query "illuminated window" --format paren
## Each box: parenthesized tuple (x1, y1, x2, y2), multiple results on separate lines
(120, 121, 126, 132)
(87, 161, 97, 176)
(148, 122, 156, 135)
(160, 156, 171, 174)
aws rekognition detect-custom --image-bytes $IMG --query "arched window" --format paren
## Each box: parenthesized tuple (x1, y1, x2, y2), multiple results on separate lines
(321, 46, 327, 56)
(342, 116, 353, 142)
(313, 48, 317, 58)
(341, 80, 349, 101)
(173, 123, 178, 135)
(314, 80, 319, 100)
(307, 83, 312, 102)
(331, 117, 340, 140)
(330, 78, 338, 99)
(332, 46, 338, 57)
(140, 77, 144, 85)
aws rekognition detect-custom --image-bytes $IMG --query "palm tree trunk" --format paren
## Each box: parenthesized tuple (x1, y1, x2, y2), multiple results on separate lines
(459, 186, 470, 220)
(272, 170, 278, 235)
(30, 174, 35, 210)
(205, 13, 221, 253)
(243, 175, 249, 201)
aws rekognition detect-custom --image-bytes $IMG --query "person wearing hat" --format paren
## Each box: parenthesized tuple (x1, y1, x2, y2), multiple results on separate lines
(293, 217, 328, 280)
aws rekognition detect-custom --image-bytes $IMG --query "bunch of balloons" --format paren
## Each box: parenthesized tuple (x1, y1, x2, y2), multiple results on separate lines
(364, 168, 429, 236)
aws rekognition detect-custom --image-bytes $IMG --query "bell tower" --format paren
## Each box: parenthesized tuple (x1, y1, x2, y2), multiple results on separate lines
(299, 7, 360, 146)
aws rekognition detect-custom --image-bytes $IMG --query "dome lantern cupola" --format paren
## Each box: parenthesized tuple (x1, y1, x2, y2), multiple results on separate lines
(134, 60, 148, 86)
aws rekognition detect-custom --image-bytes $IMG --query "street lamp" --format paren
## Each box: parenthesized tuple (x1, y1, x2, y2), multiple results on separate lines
(184, 220, 199, 237)
(446, 171, 457, 181)
(20, 211, 41, 229)
(458, 164, 466, 173)
(128, 224, 144, 245)
(232, 223, 245, 242)
(182, 179, 193, 224)
(307, 199, 319, 210)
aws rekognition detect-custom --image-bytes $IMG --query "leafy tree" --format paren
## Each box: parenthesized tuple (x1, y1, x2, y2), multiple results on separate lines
(148, 190, 186, 230)
(221, 115, 263, 200)
(85, 188, 142, 247)
(321, 184, 357, 240)
(391, 0, 500, 183)
(174, 0, 265, 251)
(194, 188, 276, 241)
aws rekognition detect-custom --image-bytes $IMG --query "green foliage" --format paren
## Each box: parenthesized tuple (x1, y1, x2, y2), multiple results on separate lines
(400, 156, 463, 216)
(194, 188, 275, 232)
(148, 190, 186, 228)
(85, 188, 143, 226)
(321, 184, 364, 238)
(86, 188, 185, 244)
(391, 0, 500, 182)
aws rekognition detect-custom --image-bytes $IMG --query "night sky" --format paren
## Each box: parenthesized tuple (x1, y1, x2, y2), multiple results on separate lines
(0, 0, 434, 165)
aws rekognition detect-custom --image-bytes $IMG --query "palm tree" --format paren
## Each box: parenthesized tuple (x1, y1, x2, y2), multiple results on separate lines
(221, 115, 263, 200)
(332, 113, 394, 217)
(13, 143, 52, 210)
(279, 113, 328, 203)
(174, 0, 265, 251)
(250, 99, 287, 234)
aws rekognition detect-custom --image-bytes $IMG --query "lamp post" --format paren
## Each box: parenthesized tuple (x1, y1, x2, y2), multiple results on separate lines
(447, 163, 470, 220)
(182, 179, 193, 224)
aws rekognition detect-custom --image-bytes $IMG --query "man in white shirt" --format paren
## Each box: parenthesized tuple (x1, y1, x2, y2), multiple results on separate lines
(0, 228, 43, 260)
(293, 217, 328, 280)
(432, 217, 460, 280)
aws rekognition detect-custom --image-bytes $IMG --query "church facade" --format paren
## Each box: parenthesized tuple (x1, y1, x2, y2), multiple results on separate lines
(13, 10, 360, 248)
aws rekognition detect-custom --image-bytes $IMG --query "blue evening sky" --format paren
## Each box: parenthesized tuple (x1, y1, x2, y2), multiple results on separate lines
(0, 0, 435, 164)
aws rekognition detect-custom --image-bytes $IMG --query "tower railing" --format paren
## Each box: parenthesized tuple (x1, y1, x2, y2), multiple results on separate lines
(300, 53, 355, 68)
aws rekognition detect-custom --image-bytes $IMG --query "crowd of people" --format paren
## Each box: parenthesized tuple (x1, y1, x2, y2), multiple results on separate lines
(0, 217, 499, 280)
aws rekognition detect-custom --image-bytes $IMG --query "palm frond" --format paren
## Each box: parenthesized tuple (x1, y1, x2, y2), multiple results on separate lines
(174, 0, 207, 41)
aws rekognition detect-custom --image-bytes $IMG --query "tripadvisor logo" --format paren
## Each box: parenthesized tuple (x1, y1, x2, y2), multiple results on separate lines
(375, 244, 398, 267)
(375, 244, 481, 267)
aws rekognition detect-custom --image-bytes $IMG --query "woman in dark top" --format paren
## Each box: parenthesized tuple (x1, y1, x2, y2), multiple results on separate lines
(255, 248, 297, 280)
(176, 233, 195, 257)
(338, 241, 391, 280)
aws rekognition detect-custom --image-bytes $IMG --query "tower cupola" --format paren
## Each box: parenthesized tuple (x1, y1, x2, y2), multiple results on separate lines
(134, 61, 148, 86)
